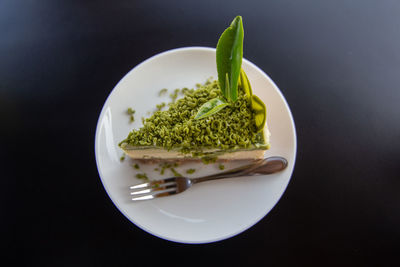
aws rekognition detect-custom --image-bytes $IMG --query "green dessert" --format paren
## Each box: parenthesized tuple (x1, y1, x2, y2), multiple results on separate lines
(119, 16, 270, 161)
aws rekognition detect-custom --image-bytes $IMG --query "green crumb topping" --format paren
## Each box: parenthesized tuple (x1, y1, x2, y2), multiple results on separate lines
(127, 108, 135, 123)
(169, 89, 181, 103)
(186, 169, 196, 174)
(120, 80, 266, 153)
(133, 163, 140, 169)
(156, 102, 166, 111)
(120, 154, 126, 162)
(156, 162, 181, 176)
(201, 155, 218, 164)
(154, 168, 159, 171)
(159, 88, 168, 96)
(159, 162, 171, 175)
(181, 88, 190, 95)
(171, 168, 182, 177)
(218, 164, 225, 170)
(135, 173, 148, 181)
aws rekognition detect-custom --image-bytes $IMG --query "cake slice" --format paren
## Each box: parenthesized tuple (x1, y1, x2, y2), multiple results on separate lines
(119, 80, 270, 161)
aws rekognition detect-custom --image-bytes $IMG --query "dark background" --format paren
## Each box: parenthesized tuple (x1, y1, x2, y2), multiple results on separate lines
(1, 0, 399, 266)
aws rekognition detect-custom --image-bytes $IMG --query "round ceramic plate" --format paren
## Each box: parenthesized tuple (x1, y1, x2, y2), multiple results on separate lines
(95, 47, 296, 243)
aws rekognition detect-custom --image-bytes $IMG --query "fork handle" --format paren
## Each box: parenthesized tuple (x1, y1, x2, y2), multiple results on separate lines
(248, 156, 288, 174)
(191, 156, 288, 184)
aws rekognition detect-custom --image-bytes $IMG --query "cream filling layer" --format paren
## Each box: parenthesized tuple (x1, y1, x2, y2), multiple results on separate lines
(122, 124, 270, 160)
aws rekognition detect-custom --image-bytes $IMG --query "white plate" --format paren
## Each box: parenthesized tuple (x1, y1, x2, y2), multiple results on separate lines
(95, 47, 296, 243)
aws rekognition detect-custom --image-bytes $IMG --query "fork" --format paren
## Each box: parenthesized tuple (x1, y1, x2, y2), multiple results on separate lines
(129, 156, 288, 201)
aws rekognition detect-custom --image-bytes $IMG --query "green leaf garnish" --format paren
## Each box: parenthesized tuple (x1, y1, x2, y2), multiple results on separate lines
(194, 98, 229, 120)
(216, 15, 244, 102)
(251, 94, 266, 132)
(239, 69, 252, 97)
(225, 73, 231, 100)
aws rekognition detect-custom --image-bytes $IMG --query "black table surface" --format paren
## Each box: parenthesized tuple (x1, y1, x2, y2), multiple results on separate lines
(2, 0, 399, 266)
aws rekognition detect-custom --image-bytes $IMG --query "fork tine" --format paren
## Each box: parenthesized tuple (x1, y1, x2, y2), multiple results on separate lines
(131, 187, 178, 201)
(130, 177, 179, 201)
(129, 182, 151, 190)
(129, 177, 176, 190)
(131, 194, 156, 201)
(130, 182, 176, 195)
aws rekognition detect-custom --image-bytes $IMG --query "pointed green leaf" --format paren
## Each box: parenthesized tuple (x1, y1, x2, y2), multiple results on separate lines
(251, 95, 266, 132)
(225, 73, 230, 100)
(194, 98, 229, 120)
(216, 16, 244, 102)
(239, 69, 252, 97)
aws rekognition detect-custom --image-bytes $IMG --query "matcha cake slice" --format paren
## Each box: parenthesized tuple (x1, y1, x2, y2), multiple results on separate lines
(119, 80, 270, 161)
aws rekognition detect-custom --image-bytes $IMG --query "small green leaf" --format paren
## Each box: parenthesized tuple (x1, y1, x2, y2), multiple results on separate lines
(239, 69, 252, 97)
(194, 98, 229, 120)
(216, 16, 244, 102)
(251, 95, 267, 132)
